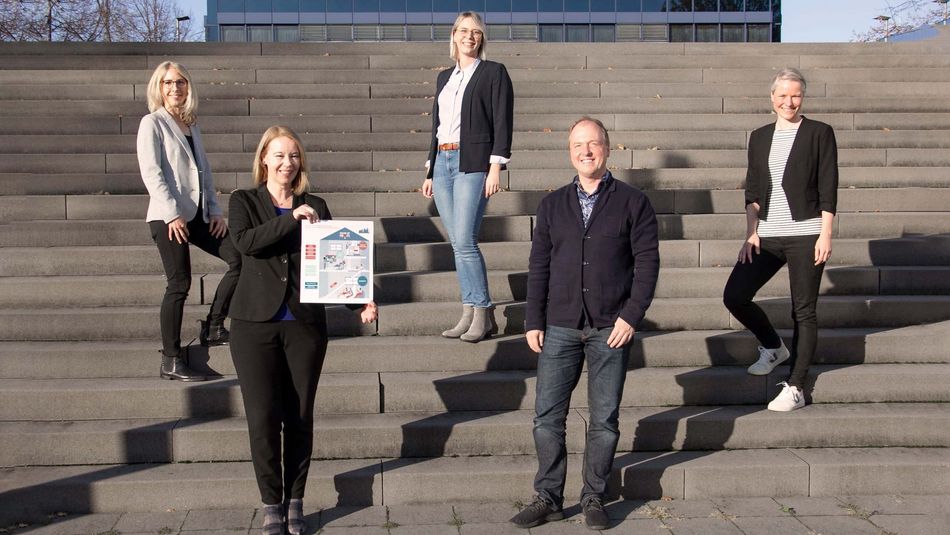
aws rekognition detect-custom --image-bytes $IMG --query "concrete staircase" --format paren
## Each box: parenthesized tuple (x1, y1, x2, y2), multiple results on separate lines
(1, 39, 949, 522)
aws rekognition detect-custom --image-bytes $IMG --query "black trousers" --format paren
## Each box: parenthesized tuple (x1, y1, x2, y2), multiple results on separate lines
(723, 235, 824, 388)
(230, 318, 328, 505)
(148, 210, 241, 356)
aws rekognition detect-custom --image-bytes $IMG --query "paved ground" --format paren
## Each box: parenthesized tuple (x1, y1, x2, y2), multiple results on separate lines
(2, 495, 948, 534)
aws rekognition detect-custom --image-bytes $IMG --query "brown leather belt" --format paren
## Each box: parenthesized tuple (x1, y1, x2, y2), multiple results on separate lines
(438, 143, 460, 151)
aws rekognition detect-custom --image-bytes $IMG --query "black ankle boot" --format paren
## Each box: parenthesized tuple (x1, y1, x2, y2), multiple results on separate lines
(159, 351, 207, 382)
(199, 319, 230, 347)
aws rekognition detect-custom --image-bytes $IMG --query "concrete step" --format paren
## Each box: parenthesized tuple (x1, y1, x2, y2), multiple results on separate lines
(1, 447, 947, 520)
(3, 235, 946, 279)
(3, 403, 946, 467)
(1, 363, 946, 421)
(5, 129, 949, 155)
(368, 295, 950, 337)
(0, 374, 379, 421)
(0, 304, 373, 341)
(375, 363, 950, 413)
(3, 321, 949, 379)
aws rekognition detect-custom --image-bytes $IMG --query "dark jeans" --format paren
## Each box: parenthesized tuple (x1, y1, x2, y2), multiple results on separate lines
(148, 212, 241, 356)
(723, 234, 824, 388)
(533, 324, 630, 507)
(230, 318, 329, 505)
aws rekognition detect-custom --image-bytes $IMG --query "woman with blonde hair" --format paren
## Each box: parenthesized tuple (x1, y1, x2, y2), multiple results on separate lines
(137, 61, 241, 381)
(420, 11, 514, 343)
(228, 126, 377, 535)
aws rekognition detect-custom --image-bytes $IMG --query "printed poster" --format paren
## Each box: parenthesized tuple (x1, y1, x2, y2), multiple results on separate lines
(300, 220, 373, 304)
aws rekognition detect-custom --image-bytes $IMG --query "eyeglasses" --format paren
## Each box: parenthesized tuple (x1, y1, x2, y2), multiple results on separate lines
(161, 79, 188, 88)
(455, 28, 483, 38)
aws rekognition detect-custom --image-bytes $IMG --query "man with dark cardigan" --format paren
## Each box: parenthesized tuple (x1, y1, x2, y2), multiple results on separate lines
(511, 117, 660, 531)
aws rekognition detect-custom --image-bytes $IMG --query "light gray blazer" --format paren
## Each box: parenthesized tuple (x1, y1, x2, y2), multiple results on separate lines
(137, 107, 220, 224)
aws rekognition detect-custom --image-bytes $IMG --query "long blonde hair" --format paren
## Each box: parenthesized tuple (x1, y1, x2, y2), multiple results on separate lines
(252, 126, 311, 196)
(449, 11, 488, 61)
(146, 61, 198, 126)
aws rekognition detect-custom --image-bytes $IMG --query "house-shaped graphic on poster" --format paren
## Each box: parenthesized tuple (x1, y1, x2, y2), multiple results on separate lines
(318, 226, 372, 301)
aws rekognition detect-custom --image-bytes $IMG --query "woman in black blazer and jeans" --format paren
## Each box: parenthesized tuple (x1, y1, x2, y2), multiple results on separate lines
(420, 11, 514, 343)
(723, 68, 838, 412)
(228, 126, 377, 535)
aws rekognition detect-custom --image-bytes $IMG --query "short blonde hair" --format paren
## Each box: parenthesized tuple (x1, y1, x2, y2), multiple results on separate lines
(771, 67, 807, 96)
(449, 11, 487, 61)
(146, 61, 198, 126)
(569, 116, 611, 147)
(252, 126, 311, 196)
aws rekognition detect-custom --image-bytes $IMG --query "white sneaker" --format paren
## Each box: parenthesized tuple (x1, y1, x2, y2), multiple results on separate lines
(768, 382, 805, 412)
(747, 341, 790, 376)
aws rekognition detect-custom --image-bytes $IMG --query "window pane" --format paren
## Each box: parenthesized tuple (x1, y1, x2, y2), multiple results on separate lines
(616, 24, 640, 41)
(512, 0, 537, 11)
(274, 0, 299, 11)
(641, 23, 667, 40)
(592, 24, 614, 41)
(487, 0, 511, 9)
(433, 0, 458, 11)
(669, 23, 693, 41)
(300, 24, 327, 40)
(327, 0, 353, 11)
(721, 23, 743, 41)
(248, 26, 274, 41)
(300, 0, 325, 9)
(327, 24, 353, 39)
(407, 25, 432, 39)
(745, 0, 767, 10)
(565, 0, 588, 11)
(694, 0, 717, 10)
(355, 0, 379, 10)
(510, 24, 537, 39)
(460, 0, 485, 10)
(353, 24, 378, 39)
(540, 24, 563, 41)
(642, 0, 666, 11)
(276, 25, 300, 40)
(591, 0, 614, 10)
(720, 0, 742, 10)
(539, 0, 562, 11)
(221, 25, 247, 41)
(380, 0, 405, 10)
(219, 0, 245, 10)
(772, 22, 780, 41)
(246, 0, 271, 10)
(488, 24, 510, 40)
(566, 24, 589, 41)
(407, 0, 431, 11)
(747, 23, 769, 41)
(668, 0, 690, 11)
(433, 24, 452, 39)
(617, 0, 641, 11)
(696, 23, 718, 41)
(380, 25, 405, 39)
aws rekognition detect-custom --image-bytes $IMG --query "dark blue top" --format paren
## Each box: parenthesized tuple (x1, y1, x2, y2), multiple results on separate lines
(271, 206, 296, 321)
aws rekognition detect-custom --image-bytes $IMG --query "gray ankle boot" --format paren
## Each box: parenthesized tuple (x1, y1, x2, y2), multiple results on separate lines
(460, 306, 498, 343)
(442, 304, 475, 338)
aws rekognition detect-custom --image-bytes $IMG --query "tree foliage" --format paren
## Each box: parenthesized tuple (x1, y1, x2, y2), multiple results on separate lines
(852, 0, 947, 42)
(0, 0, 200, 42)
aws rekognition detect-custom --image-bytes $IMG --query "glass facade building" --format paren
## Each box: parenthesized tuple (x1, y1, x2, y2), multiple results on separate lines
(205, 0, 780, 43)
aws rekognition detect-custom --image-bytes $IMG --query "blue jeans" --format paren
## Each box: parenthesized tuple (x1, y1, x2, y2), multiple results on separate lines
(432, 150, 492, 308)
(532, 324, 630, 507)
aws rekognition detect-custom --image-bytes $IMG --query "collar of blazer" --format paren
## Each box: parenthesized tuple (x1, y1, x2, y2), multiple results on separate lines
(155, 106, 199, 169)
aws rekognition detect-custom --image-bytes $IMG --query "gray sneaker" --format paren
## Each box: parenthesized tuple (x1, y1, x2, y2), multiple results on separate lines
(582, 496, 609, 530)
(748, 340, 790, 375)
(510, 496, 564, 529)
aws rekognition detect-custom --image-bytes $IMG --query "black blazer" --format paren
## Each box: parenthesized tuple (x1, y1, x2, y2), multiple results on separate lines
(228, 185, 331, 331)
(425, 60, 514, 178)
(526, 173, 660, 332)
(745, 116, 839, 220)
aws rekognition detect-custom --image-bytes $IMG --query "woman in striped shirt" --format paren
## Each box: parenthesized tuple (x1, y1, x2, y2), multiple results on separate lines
(723, 67, 839, 412)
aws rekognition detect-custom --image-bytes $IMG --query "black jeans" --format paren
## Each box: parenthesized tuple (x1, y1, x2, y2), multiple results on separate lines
(723, 235, 824, 388)
(230, 318, 328, 505)
(148, 211, 241, 356)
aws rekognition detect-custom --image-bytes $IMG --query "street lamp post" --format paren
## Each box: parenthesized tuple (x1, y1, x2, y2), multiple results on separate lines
(875, 15, 892, 42)
(937, 0, 949, 26)
(176, 16, 191, 42)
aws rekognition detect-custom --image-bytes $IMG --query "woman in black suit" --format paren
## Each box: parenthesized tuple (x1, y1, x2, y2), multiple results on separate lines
(228, 126, 377, 535)
(723, 68, 838, 412)
(420, 11, 514, 343)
